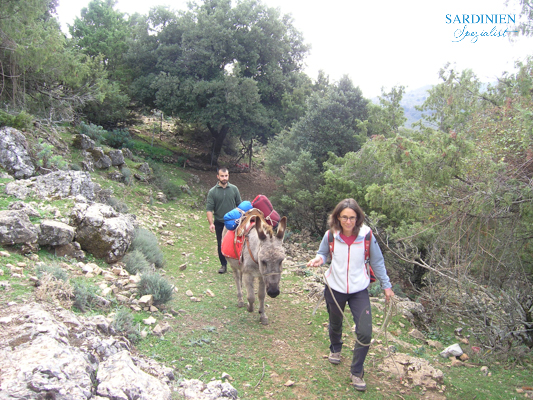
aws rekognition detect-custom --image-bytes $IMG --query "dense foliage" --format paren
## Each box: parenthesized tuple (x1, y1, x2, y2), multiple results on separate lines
(265, 61, 533, 350)
(124, 0, 310, 164)
(0, 0, 120, 123)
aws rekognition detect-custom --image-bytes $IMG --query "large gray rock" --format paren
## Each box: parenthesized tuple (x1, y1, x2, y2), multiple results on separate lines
(378, 353, 444, 390)
(107, 150, 125, 166)
(177, 379, 239, 400)
(8, 201, 40, 217)
(89, 148, 112, 169)
(38, 220, 76, 246)
(0, 210, 38, 246)
(5, 170, 95, 201)
(72, 133, 95, 150)
(0, 302, 174, 399)
(71, 203, 135, 263)
(0, 126, 35, 179)
(54, 241, 86, 261)
(121, 147, 134, 160)
(96, 351, 171, 400)
(0, 335, 95, 398)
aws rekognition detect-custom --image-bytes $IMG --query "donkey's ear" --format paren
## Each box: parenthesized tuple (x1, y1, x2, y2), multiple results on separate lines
(276, 216, 287, 239)
(255, 217, 267, 240)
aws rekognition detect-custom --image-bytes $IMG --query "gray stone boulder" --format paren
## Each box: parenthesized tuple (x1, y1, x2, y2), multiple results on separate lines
(71, 203, 136, 263)
(0, 126, 35, 178)
(96, 351, 171, 400)
(80, 150, 95, 172)
(72, 133, 96, 150)
(8, 201, 40, 218)
(107, 170, 125, 183)
(38, 220, 76, 246)
(177, 379, 239, 400)
(107, 149, 125, 166)
(138, 162, 152, 175)
(0, 302, 174, 399)
(121, 147, 134, 160)
(0, 210, 38, 246)
(89, 148, 112, 169)
(378, 353, 444, 390)
(54, 241, 86, 261)
(4, 170, 95, 201)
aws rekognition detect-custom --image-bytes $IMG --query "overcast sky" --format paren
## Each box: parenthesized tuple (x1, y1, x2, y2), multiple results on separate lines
(56, 0, 533, 98)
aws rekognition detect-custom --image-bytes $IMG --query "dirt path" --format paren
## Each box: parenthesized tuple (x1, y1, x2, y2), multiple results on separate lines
(152, 168, 446, 399)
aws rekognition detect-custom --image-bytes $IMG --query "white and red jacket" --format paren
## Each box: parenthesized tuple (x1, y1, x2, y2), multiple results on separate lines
(316, 225, 392, 294)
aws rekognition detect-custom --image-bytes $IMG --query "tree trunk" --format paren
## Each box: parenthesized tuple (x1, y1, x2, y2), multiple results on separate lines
(207, 124, 229, 166)
(248, 137, 253, 170)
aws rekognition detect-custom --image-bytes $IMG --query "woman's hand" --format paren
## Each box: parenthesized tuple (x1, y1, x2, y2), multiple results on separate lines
(307, 256, 323, 268)
(384, 288, 394, 303)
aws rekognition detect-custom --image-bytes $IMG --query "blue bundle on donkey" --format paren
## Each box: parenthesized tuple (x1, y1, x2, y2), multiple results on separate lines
(223, 201, 253, 230)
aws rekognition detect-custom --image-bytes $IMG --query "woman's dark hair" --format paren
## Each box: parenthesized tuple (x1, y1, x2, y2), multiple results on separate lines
(328, 198, 365, 237)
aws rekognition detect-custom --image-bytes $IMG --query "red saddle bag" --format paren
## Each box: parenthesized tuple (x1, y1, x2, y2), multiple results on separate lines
(251, 194, 280, 228)
(221, 229, 244, 260)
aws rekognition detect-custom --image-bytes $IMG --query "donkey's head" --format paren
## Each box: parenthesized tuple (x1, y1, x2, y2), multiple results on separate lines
(255, 216, 287, 298)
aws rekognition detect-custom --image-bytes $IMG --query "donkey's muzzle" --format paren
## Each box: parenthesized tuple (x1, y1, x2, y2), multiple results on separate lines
(267, 288, 280, 298)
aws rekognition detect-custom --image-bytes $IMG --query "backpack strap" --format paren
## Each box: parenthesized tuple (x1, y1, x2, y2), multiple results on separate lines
(328, 230, 334, 257)
(364, 230, 371, 266)
(364, 230, 377, 283)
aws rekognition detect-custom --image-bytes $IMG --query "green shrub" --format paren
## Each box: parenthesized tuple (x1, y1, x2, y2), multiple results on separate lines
(111, 307, 140, 343)
(0, 110, 33, 130)
(35, 263, 68, 282)
(104, 128, 134, 149)
(70, 163, 82, 171)
(121, 167, 133, 185)
(150, 162, 182, 200)
(124, 249, 151, 275)
(138, 272, 174, 305)
(72, 280, 99, 312)
(368, 282, 381, 297)
(78, 122, 107, 142)
(107, 197, 129, 213)
(130, 227, 165, 269)
(82, 80, 130, 127)
(35, 138, 68, 171)
(132, 141, 174, 160)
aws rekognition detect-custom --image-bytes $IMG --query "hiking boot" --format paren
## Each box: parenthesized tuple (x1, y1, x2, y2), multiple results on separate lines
(328, 352, 341, 364)
(350, 374, 366, 391)
(218, 265, 227, 274)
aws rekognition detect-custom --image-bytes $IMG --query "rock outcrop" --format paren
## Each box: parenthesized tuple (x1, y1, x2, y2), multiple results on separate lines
(0, 210, 38, 246)
(0, 126, 35, 179)
(5, 170, 95, 201)
(71, 203, 136, 263)
(0, 302, 173, 399)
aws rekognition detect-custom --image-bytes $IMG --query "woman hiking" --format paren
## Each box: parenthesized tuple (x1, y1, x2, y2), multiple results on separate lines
(307, 198, 394, 392)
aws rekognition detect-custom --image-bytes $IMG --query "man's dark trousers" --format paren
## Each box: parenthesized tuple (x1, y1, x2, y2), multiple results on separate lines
(214, 221, 226, 267)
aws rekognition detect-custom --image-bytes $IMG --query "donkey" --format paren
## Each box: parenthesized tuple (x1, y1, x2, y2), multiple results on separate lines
(223, 215, 287, 325)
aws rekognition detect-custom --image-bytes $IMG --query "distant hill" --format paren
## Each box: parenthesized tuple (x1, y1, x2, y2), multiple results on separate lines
(370, 85, 432, 129)
(401, 85, 432, 128)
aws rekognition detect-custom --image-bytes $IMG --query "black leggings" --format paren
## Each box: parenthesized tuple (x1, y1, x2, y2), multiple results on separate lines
(325, 286, 372, 377)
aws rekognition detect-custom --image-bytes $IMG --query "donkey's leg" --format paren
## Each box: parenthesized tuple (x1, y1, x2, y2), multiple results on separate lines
(232, 267, 245, 308)
(244, 273, 255, 313)
(233, 269, 244, 308)
(258, 277, 268, 325)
